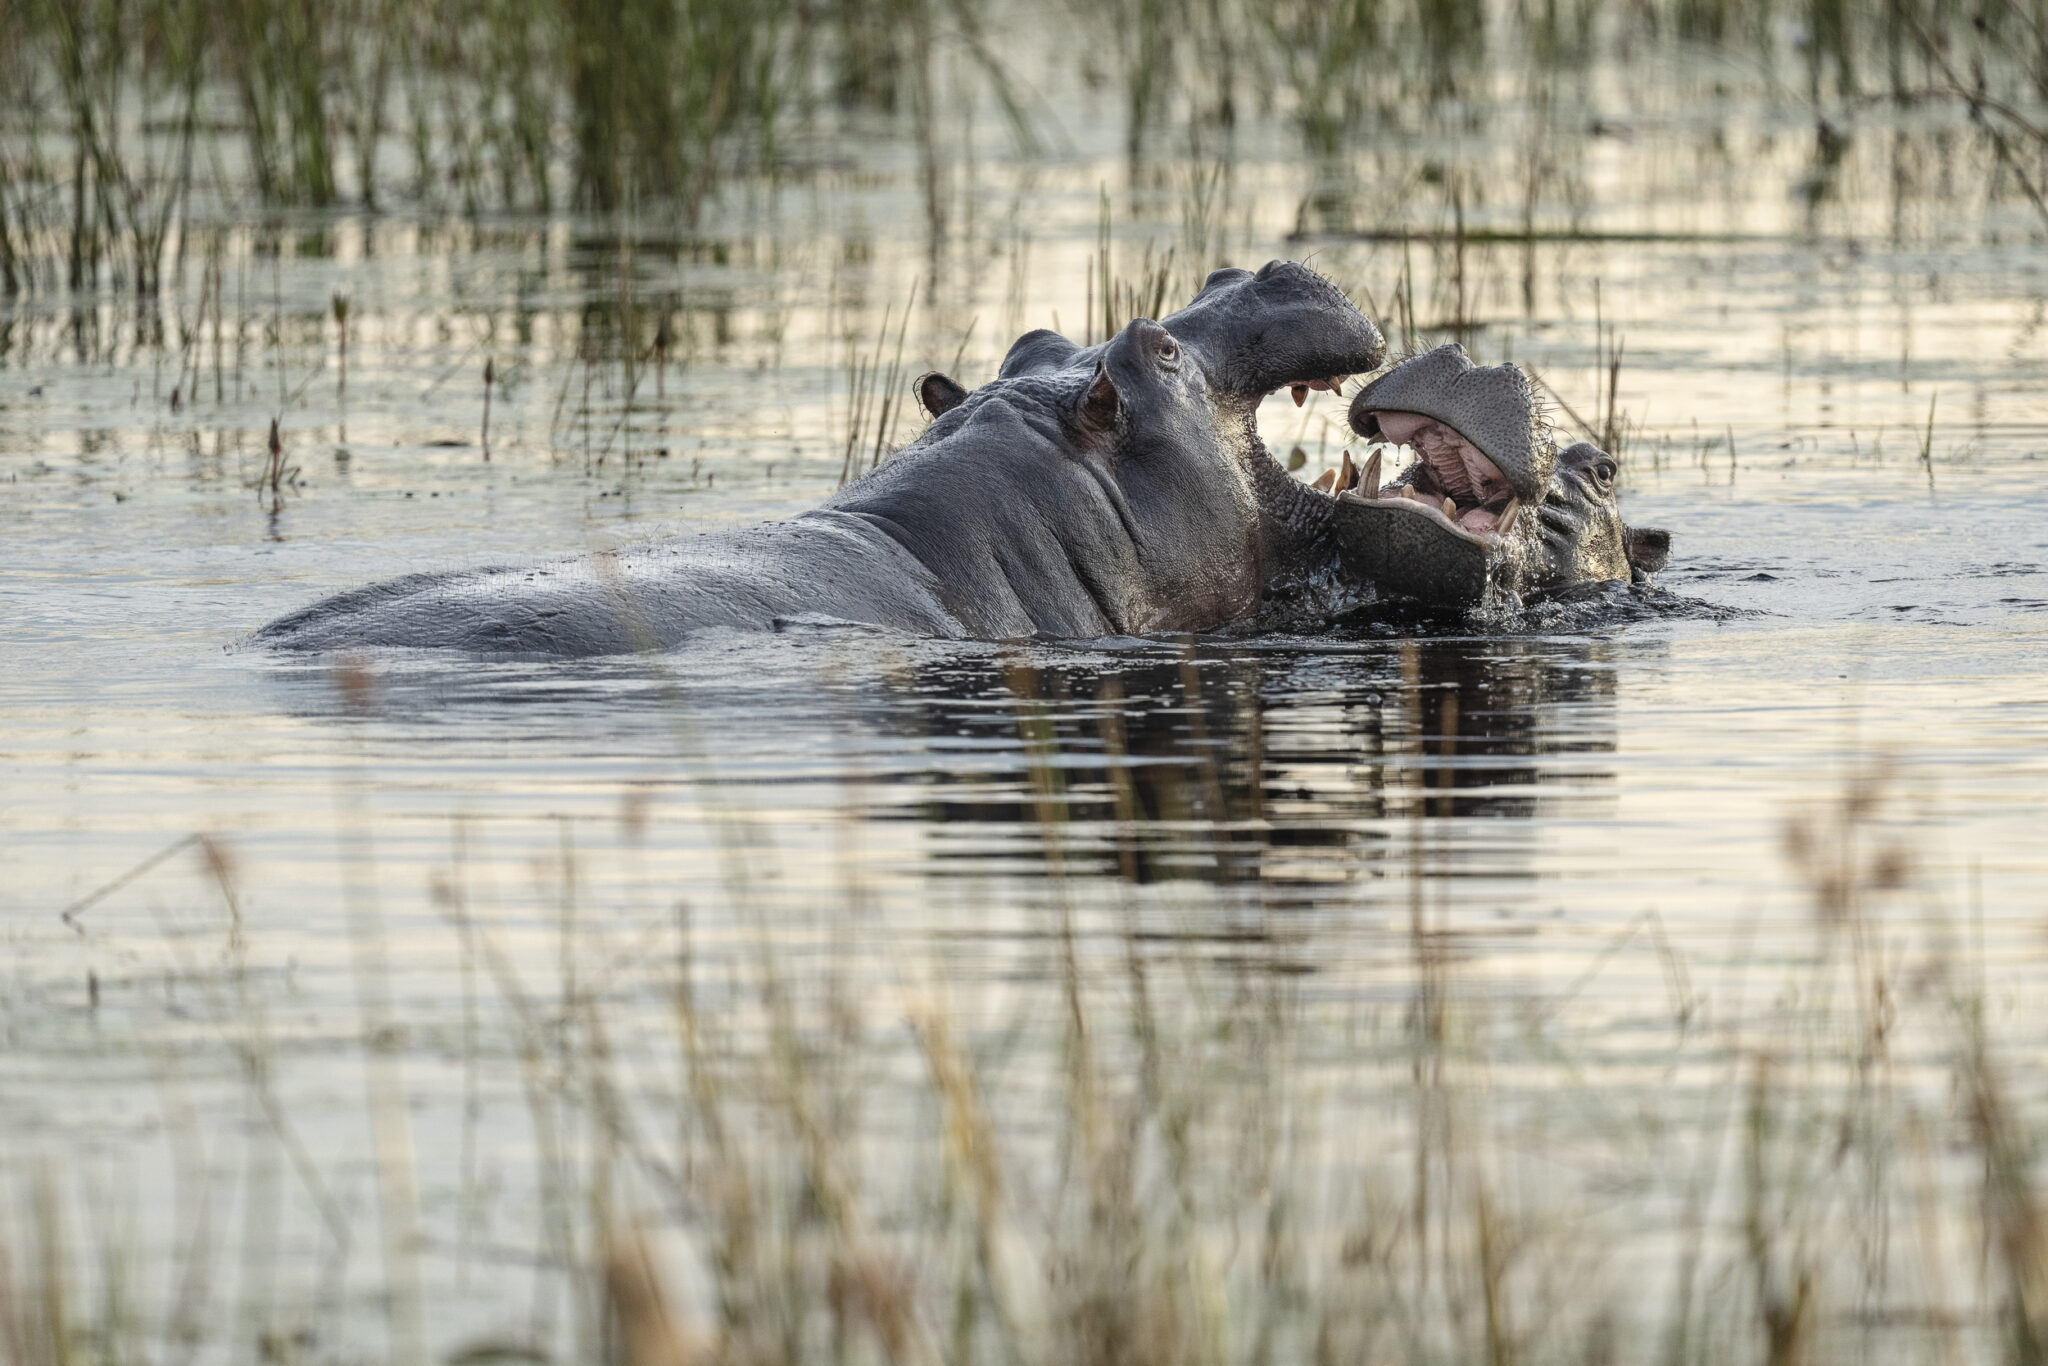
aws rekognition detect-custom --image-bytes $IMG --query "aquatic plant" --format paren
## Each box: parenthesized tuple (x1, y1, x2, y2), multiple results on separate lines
(0, 0, 2045, 295)
(8, 646, 2040, 1366)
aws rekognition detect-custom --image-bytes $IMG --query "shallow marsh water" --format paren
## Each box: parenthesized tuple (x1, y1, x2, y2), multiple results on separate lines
(6, 30, 2048, 1366)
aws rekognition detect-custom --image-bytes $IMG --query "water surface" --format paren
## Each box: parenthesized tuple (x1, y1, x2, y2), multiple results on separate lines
(5, 37, 2048, 1363)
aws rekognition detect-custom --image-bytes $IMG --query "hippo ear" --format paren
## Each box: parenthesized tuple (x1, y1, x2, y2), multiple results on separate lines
(999, 328, 1081, 379)
(1075, 361, 1120, 439)
(917, 371, 968, 418)
(1192, 266, 1253, 300)
(1626, 527, 1671, 574)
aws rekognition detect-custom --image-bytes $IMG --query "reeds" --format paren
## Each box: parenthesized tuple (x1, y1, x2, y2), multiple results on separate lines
(0, 0, 2046, 296)
(838, 280, 919, 485)
(221, 0, 335, 205)
(1259, 0, 1385, 159)
(9, 661, 2045, 1366)
(1520, 282, 1636, 459)
(1085, 193, 1179, 344)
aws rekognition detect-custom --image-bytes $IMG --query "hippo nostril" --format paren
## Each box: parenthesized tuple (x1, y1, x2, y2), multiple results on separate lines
(1200, 266, 1253, 295)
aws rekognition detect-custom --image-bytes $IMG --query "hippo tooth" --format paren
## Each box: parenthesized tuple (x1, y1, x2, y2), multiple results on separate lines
(1312, 467, 1338, 492)
(1360, 449, 1382, 499)
(1442, 496, 1458, 519)
(1329, 376, 1347, 396)
(1291, 384, 1309, 407)
(1337, 449, 1357, 492)
(1498, 497, 1521, 535)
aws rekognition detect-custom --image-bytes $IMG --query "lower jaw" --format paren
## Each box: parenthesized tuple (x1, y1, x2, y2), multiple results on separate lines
(1348, 495, 1500, 547)
(1369, 488, 1515, 539)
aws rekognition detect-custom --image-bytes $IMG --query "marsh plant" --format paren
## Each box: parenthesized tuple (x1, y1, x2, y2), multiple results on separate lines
(2, 649, 2040, 1366)
(6, 0, 2048, 292)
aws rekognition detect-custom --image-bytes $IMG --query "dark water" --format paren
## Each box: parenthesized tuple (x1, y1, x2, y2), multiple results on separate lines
(6, 42, 2048, 1365)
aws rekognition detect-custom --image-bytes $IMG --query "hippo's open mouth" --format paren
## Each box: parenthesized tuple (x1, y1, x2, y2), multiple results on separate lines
(1287, 411, 1523, 552)
(1287, 342, 1666, 610)
(1281, 402, 1533, 610)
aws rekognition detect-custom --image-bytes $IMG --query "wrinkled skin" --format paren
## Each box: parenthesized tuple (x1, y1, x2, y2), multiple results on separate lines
(1515, 441, 1670, 594)
(252, 261, 1386, 657)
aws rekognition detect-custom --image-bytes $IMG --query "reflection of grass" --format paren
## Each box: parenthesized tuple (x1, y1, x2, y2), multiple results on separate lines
(6, 659, 2043, 1366)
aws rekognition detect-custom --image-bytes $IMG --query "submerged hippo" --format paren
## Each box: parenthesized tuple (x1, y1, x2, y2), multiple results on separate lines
(254, 261, 1390, 657)
(256, 276, 1671, 657)
(1310, 343, 1670, 609)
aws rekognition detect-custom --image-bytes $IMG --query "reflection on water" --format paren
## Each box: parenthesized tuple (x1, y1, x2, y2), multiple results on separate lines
(12, 605, 2041, 1363)
(7, 7, 2048, 1360)
(899, 638, 1624, 891)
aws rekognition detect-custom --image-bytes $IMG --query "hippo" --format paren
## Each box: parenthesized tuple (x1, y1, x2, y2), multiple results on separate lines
(254, 261, 1389, 656)
(255, 280, 1669, 658)
(1303, 343, 1670, 610)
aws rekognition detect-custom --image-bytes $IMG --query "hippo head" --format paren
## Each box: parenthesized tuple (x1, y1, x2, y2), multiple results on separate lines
(1527, 441, 1672, 592)
(886, 261, 1386, 635)
(1322, 343, 1670, 607)
(1151, 260, 1388, 405)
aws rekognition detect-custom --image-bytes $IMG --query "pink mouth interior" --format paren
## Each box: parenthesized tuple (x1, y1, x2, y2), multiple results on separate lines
(1371, 411, 1513, 532)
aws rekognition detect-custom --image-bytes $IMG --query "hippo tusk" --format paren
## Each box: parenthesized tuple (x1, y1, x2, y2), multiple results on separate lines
(1291, 384, 1309, 407)
(1360, 449, 1382, 500)
(1498, 497, 1521, 535)
(1312, 467, 1338, 492)
(1329, 375, 1347, 396)
(1337, 449, 1357, 493)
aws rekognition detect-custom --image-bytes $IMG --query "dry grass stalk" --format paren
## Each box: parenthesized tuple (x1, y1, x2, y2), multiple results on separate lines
(606, 1231, 715, 1366)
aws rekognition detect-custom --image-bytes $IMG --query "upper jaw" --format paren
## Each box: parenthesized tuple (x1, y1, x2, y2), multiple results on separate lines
(1161, 262, 1387, 405)
(1270, 375, 1355, 407)
(1215, 341, 1383, 407)
(1232, 328, 1386, 403)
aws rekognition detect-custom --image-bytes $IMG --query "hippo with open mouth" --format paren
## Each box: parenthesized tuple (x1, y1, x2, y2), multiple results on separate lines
(254, 261, 1389, 656)
(254, 278, 1670, 658)
(1309, 343, 1671, 610)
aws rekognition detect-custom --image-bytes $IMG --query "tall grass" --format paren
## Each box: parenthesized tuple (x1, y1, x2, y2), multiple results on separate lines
(6, 656, 2044, 1366)
(4, 0, 2047, 295)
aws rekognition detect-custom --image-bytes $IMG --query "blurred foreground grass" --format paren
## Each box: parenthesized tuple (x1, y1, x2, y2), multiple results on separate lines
(2, 658, 2039, 1366)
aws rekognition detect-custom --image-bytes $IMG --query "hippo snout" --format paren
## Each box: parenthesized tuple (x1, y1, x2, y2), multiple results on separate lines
(1162, 260, 1385, 402)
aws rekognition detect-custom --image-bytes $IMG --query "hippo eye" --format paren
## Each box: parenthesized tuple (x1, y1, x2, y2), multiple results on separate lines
(1156, 338, 1180, 368)
(1591, 458, 1617, 487)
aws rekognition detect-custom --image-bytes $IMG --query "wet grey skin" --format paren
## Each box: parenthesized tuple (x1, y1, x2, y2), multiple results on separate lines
(1318, 344, 1671, 609)
(251, 261, 1387, 657)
